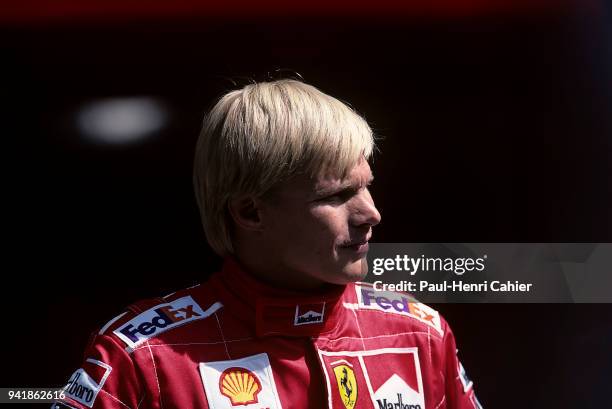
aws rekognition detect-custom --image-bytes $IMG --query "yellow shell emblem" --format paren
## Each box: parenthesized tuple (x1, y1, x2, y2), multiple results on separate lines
(333, 364, 357, 409)
(219, 367, 262, 406)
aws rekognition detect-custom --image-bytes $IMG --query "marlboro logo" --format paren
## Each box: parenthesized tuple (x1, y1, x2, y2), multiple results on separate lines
(294, 302, 325, 326)
(376, 392, 423, 409)
(62, 358, 112, 408)
(372, 371, 424, 409)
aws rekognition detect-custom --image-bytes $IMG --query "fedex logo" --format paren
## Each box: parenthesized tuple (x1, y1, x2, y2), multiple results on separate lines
(114, 296, 209, 348)
(357, 286, 443, 335)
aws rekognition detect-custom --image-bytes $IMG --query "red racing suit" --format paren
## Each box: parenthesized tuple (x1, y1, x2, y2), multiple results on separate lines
(53, 258, 483, 409)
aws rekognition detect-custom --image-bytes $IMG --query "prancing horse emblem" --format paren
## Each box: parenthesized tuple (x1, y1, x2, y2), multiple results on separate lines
(333, 363, 357, 409)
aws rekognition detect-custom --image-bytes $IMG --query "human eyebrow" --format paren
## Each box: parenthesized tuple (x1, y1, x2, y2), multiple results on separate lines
(315, 180, 352, 196)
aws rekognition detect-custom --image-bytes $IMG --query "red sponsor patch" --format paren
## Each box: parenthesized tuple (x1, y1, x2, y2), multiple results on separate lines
(318, 348, 425, 409)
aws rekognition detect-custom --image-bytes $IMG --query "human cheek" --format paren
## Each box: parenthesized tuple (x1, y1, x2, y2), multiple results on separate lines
(311, 206, 349, 246)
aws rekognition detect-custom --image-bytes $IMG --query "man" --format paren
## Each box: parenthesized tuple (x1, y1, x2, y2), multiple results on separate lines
(54, 80, 482, 408)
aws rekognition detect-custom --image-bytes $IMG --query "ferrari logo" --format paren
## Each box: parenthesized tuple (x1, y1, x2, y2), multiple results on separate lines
(333, 364, 357, 409)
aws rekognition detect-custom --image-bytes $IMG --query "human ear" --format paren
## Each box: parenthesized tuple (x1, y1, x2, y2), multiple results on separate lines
(228, 197, 264, 232)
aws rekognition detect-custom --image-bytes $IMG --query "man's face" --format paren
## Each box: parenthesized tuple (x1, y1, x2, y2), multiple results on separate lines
(259, 158, 381, 289)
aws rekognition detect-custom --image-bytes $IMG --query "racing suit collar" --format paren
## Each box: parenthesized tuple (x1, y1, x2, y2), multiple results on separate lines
(218, 257, 348, 338)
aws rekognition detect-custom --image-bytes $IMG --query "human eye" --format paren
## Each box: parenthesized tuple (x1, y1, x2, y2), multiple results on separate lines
(319, 188, 356, 203)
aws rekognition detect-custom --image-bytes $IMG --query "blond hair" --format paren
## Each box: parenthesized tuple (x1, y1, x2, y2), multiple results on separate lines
(193, 79, 375, 255)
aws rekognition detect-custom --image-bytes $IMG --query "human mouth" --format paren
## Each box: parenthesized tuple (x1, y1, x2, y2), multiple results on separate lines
(339, 237, 371, 255)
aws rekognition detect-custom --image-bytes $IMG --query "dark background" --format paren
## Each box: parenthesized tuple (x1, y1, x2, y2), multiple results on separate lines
(2, 1, 611, 408)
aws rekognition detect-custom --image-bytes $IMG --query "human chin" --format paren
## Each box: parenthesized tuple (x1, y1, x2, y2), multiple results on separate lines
(335, 258, 368, 284)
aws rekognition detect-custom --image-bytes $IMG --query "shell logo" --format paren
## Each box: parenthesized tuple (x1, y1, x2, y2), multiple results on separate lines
(219, 367, 262, 406)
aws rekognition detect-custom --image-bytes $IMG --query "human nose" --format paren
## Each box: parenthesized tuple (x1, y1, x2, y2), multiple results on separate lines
(350, 189, 381, 227)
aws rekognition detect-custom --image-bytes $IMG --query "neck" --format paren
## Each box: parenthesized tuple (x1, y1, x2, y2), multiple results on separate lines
(232, 245, 332, 292)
